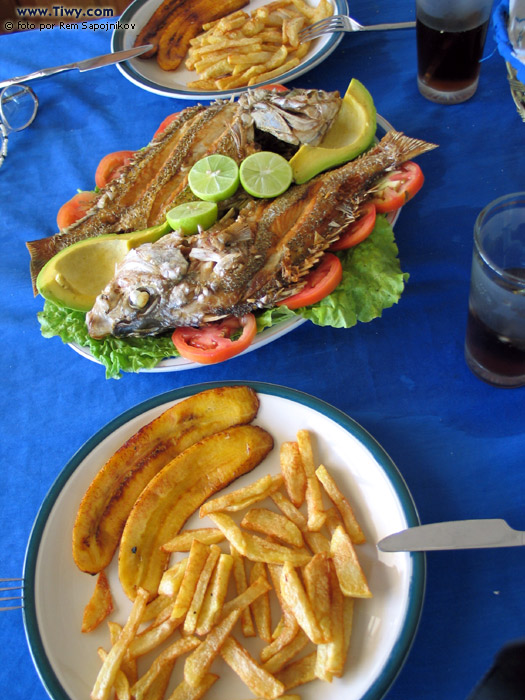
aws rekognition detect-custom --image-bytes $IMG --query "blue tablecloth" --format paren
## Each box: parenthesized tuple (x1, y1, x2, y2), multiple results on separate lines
(1, 2, 524, 699)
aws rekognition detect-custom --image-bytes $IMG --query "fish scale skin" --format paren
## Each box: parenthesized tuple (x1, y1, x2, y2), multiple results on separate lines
(86, 131, 437, 339)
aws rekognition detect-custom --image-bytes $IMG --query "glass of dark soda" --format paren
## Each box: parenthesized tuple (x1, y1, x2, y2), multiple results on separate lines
(416, 0, 494, 103)
(465, 193, 525, 388)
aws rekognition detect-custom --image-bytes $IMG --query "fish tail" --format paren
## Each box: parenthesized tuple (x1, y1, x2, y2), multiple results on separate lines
(26, 236, 61, 294)
(377, 129, 438, 163)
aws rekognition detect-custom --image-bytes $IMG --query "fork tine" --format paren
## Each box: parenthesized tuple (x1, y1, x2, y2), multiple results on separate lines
(0, 577, 23, 611)
(299, 16, 345, 42)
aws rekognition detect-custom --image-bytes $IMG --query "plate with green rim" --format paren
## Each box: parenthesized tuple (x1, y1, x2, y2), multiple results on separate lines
(23, 381, 424, 700)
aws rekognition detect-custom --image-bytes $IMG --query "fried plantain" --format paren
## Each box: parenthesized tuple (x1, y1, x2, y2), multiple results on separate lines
(118, 424, 274, 600)
(72, 386, 260, 575)
(134, 0, 249, 70)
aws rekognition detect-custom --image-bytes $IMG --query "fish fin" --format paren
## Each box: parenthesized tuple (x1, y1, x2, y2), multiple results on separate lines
(26, 236, 63, 294)
(377, 129, 438, 163)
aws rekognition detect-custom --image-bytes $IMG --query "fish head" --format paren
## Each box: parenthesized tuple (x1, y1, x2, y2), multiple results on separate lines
(86, 238, 190, 338)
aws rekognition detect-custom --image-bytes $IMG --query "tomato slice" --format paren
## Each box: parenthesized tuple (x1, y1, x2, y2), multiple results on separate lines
(172, 313, 257, 365)
(56, 190, 98, 230)
(329, 202, 376, 251)
(371, 161, 424, 214)
(277, 253, 343, 310)
(153, 112, 182, 139)
(257, 83, 288, 92)
(95, 150, 135, 189)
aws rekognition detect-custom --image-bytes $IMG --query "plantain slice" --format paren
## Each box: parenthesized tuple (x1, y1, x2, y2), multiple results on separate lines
(133, 0, 249, 65)
(73, 386, 260, 575)
(119, 424, 274, 600)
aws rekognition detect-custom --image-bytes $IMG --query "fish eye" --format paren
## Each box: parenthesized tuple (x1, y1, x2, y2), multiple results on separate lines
(129, 287, 151, 309)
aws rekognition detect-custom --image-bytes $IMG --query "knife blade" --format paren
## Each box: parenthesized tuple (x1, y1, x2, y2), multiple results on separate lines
(0, 45, 153, 90)
(377, 519, 525, 552)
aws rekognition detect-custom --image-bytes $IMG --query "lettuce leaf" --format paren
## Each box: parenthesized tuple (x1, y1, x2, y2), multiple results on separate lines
(38, 303, 177, 379)
(37, 215, 407, 378)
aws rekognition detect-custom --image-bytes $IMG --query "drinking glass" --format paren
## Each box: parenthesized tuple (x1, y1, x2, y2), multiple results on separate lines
(0, 84, 38, 169)
(465, 193, 525, 388)
(416, 0, 494, 104)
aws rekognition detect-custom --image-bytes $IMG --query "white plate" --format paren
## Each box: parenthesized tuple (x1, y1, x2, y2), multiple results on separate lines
(23, 382, 424, 700)
(67, 114, 398, 373)
(111, 0, 349, 99)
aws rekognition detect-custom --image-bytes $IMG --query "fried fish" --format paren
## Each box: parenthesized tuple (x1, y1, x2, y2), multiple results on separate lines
(86, 130, 437, 339)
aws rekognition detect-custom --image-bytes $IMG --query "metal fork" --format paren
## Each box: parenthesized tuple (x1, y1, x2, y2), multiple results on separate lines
(299, 14, 416, 43)
(1, 578, 23, 611)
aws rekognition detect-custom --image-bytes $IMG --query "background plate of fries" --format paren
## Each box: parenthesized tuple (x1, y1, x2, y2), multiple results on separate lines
(22, 381, 424, 700)
(112, 0, 348, 99)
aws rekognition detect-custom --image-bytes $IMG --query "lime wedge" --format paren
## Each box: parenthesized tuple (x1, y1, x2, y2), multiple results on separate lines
(188, 154, 240, 202)
(166, 200, 218, 235)
(239, 151, 293, 198)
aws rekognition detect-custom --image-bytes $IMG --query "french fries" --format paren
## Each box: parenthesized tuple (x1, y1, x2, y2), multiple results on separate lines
(185, 0, 333, 90)
(78, 387, 373, 700)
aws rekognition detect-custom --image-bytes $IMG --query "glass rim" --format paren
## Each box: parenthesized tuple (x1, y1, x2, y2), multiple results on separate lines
(474, 191, 525, 287)
(0, 83, 38, 133)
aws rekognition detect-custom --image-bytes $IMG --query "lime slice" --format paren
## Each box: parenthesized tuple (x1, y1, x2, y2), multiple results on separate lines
(166, 201, 218, 235)
(188, 154, 240, 202)
(239, 151, 293, 198)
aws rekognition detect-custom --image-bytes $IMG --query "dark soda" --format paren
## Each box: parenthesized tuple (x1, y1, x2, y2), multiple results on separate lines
(465, 308, 525, 386)
(417, 17, 489, 93)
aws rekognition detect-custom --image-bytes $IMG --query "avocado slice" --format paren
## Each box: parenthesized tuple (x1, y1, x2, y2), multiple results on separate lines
(289, 78, 377, 184)
(36, 220, 172, 312)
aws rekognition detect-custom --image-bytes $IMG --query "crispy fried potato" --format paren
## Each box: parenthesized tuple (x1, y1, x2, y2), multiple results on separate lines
(169, 674, 219, 700)
(315, 561, 344, 681)
(91, 587, 149, 700)
(184, 0, 331, 90)
(275, 650, 318, 690)
(200, 474, 283, 516)
(162, 528, 225, 552)
(171, 539, 211, 620)
(330, 525, 372, 598)
(74, 386, 259, 574)
(131, 636, 201, 699)
(262, 629, 309, 674)
(184, 608, 242, 687)
(119, 425, 273, 600)
(184, 544, 222, 634)
(303, 530, 330, 555)
(221, 637, 285, 700)
(250, 562, 272, 643)
(280, 562, 325, 644)
(96, 648, 130, 700)
(296, 430, 326, 531)
(270, 492, 308, 531)
(244, 533, 311, 567)
(302, 552, 331, 642)
(241, 508, 304, 548)
(316, 464, 366, 544)
(280, 442, 307, 508)
(82, 571, 114, 634)
(142, 594, 173, 624)
(108, 621, 138, 687)
(231, 545, 256, 637)
(158, 558, 187, 598)
(133, 657, 173, 700)
(195, 552, 234, 636)
(221, 575, 272, 621)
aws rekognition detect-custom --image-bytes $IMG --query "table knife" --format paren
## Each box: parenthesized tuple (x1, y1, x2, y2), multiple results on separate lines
(377, 519, 525, 552)
(0, 45, 153, 90)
